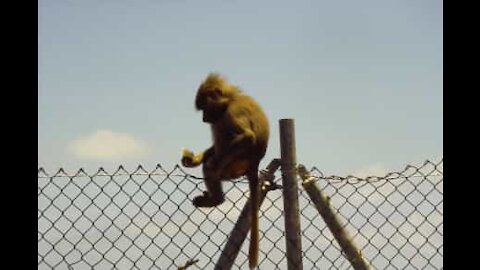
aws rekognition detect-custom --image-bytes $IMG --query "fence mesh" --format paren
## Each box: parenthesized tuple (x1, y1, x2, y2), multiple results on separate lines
(38, 159, 443, 269)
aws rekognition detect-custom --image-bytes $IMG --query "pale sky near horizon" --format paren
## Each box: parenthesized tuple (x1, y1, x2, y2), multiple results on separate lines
(38, 0, 443, 177)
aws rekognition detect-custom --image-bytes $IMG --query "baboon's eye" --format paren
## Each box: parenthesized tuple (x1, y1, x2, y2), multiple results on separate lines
(211, 88, 222, 98)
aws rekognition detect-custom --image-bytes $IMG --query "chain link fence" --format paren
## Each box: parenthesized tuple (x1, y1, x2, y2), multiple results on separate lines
(38, 158, 443, 269)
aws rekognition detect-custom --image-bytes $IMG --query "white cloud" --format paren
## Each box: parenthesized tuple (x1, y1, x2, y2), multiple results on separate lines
(351, 163, 388, 178)
(68, 129, 150, 161)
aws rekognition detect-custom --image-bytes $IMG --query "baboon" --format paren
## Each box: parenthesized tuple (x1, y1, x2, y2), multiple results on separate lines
(181, 73, 269, 269)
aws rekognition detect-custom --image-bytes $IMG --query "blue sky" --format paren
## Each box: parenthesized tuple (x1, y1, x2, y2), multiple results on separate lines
(38, 0, 442, 176)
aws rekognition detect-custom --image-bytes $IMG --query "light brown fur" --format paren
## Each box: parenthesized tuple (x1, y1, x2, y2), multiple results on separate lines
(181, 73, 269, 268)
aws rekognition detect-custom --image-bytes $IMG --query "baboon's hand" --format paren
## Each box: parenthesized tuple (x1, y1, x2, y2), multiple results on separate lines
(181, 148, 196, 167)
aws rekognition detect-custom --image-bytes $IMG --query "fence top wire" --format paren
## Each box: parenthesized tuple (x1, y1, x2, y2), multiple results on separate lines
(38, 158, 442, 184)
(38, 164, 204, 180)
(311, 158, 443, 183)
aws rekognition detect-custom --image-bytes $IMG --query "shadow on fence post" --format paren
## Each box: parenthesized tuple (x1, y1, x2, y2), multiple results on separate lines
(279, 119, 303, 270)
(298, 165, 371, 270)
(214, 159, 281, 270)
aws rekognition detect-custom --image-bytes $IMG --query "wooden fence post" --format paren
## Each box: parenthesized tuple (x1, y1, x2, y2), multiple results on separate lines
(298, 165, 371, 270)
(215, 160, 281, 270)
(279, 119, 303, 270)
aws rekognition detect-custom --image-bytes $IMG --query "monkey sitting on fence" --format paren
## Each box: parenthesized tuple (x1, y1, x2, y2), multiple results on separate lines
(181, 73, 269, 269)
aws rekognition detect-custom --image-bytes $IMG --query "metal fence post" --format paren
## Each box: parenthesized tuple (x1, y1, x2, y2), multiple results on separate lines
(279, 119, 303, 270)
